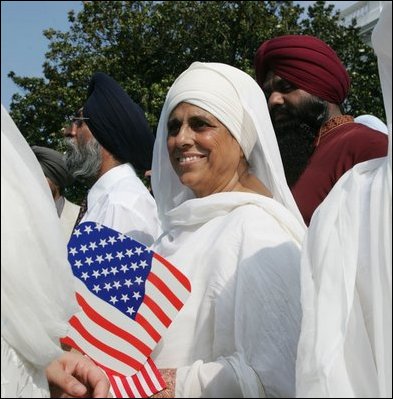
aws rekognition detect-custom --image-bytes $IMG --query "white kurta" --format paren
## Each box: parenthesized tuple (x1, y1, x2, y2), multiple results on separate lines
(152, 192, 304, 397)
(81, 163, 161, 246)
(296, 3, 392, 397)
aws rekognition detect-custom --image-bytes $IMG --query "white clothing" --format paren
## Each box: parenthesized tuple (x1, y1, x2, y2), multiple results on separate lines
(355, 114, 388, 134)
(151, 62, 306, 397)
(81, 163, 161, 246)
(1, 105, 79, 397)
(296, 3, 392, 398)
(152, 193, 303, 397)
(1, 337, 50, 398)
(60, 197, 80, 240)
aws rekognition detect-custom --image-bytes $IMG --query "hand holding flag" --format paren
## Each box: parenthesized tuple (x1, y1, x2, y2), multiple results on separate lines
(61, 222, 191, 397)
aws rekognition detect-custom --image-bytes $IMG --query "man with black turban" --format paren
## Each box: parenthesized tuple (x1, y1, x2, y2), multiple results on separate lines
(32, 145, 80, 239)
(254, 34, 388, 225)
(63, 72, 160, 246)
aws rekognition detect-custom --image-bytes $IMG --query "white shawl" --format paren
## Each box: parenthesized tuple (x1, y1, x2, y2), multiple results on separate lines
(1, 105, 78, 368)
(296, 2, 392, 397)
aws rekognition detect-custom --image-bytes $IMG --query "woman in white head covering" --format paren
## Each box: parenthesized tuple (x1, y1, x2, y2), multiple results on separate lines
(296, 2, 391, 397)
(150, 62, 306, 397)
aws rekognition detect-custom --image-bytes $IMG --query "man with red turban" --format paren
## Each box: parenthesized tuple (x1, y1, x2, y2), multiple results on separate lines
(254, 34, 388, 225)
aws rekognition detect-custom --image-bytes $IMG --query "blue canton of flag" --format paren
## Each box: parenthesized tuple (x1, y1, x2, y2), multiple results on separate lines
(69, 222, 152, 320)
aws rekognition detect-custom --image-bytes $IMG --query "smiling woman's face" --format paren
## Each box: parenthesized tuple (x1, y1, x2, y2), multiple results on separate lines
(166, 102, 244, 198)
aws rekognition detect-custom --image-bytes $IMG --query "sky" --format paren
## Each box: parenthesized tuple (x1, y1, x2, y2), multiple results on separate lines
(1, 1, 356, 111)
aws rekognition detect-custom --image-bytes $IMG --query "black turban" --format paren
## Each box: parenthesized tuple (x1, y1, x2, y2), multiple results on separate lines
(83, 72, 154, 171)
(32, 145, 74, 189)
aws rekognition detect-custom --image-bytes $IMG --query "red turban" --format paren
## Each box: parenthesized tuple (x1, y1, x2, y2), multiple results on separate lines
(254, 35, 350, 104)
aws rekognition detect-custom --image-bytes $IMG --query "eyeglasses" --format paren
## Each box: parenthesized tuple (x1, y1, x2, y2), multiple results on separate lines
(69, 116, 90, 128)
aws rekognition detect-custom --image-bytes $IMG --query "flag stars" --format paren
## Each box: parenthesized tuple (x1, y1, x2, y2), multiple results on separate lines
(73, 228, 82, 237)
(125, 249, 133, 257)
(120, 264, 129, 273)
(135, 247, 143, 256)
(115, 251, 124, 260)
(99, 239, 107, 248)
(94, 223, 104, 231)
(132, 291, 141, 300)
(105, 253, 114, 262)
(145, 245, 153, 253)
(84, 225, 93, 234)
(117, 233, 126, 242)
(134, 276, 144, 285)
(121, 294, 130, 303)
(95, 255, 104, 264)
(112, 281, 121, 289)
(124, 279, 133, 288)
(139, 260, 148, 269)
(85, 257, 93, 266)
(101, 268, 110, 277)
(74, 260, 83, 269)
(109, 296, 118, 304)
(92, 270, 101, 279)
(81, 271, 89, 281)
(104, 282, 112, 291)
(126, 307, 135, 316)
(80, 244, 88, 253)
(92, 284, 101, 293)
(110, 266, 119, 275)
(69, 247, 78, 256)
(89, 241, 98, 250)
(108, 236, 117, 245)
(130, 262, 138, 271)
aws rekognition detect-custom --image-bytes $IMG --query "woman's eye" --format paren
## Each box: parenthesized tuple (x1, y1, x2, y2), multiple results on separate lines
(167, 121, 180, 136)
(190, 118, 211, 131)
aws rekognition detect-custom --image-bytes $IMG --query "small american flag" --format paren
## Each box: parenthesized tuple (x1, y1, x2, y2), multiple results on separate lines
(61, 222, 191, 397)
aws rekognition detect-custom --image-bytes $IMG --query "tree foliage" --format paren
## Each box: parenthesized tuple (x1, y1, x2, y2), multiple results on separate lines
(7, 1, 385, 202)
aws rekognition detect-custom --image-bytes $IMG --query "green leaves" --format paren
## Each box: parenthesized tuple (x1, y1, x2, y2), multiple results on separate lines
(7, 1, 385, 202)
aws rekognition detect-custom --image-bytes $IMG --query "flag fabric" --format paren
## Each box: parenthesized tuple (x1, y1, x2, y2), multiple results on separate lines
(61, 221, 191, 397)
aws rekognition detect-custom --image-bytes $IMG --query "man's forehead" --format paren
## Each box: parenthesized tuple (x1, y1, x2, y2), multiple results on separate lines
(263, 70, 283, 84)
(264, 71, 281, 83)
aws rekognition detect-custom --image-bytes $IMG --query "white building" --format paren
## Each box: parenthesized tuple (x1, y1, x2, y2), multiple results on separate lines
(340, 1, 385, 46)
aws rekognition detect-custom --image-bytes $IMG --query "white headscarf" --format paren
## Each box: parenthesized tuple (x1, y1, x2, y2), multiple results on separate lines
(296, 2, 391, 397)
(1, 105, 79, 368)
(151, 62, 305, 229)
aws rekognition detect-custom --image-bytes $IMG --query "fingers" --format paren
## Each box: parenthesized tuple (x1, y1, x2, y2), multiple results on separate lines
(85, 366, 111, 398)
(46, 358, 87, 397)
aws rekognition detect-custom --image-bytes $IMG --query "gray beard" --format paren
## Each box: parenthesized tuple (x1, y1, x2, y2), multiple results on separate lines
(64, 136, 102, 182)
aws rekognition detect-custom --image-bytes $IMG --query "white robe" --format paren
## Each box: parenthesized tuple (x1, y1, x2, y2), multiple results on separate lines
(296, 2, 392, 397)
(1, 105, 78, 397)
(152, 193, 303, 397)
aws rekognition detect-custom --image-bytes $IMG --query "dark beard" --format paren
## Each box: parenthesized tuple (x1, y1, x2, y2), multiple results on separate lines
(270, 97, 329, 187)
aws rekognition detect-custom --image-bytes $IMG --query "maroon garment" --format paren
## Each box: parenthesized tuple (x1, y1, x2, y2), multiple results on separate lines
(292, 122, 388, 226)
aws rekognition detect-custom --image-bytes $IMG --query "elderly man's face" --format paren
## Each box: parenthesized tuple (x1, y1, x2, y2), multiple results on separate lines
(63, 109, 103, 182)
(167, 102, 244, 198)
